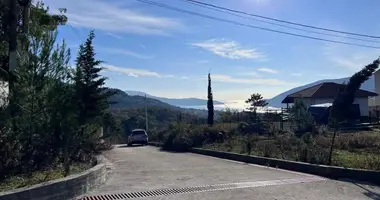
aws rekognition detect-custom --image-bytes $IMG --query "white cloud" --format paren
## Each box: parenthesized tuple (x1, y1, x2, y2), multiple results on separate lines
(191, 39, 266, 60)
(44, 0, 184, 35)
(128, 73, 139, 78)
(237, 71, 261, 77)
(211, 74, 288, 86)
(106, 33, 122, 40)
(291, 73, 302, 76)
(103, 64, 160, 77)
(257, 67, 278, 74)
(323, 43, 380, 72)
(181, 76, 189, 79)
(99, 47, 154, 59)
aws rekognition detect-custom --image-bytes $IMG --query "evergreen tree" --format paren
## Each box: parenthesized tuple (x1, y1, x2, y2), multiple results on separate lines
(75, 31, 110, 123)
(328, 58, 380, 165)
(245, 93, 268, 122)
(289, 99, 314, 135)
(207, 73, 214, 126)
(71, 31, 114, 174)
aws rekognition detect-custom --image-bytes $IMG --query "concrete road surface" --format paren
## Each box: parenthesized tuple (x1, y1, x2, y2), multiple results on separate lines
(84, 145, 380, 200)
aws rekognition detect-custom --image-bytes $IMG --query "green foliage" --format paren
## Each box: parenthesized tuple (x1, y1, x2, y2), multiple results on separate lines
(245, 93, 268, 122)
(0, 2, 110, 184)
(0, 1, 67, 81)
(207, 73, 214, 126)
(75, 31, 112, 123)
(330, 59, 380, 124)
(246, 93, 268, 111)
(160, 123, 235, 152)
(288, 99, 314, 135)
(328, 58, 379, 165)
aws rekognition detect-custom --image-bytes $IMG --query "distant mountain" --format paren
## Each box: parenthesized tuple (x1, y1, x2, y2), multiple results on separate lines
(107, 89, 215, 117)
(267, 76, 375, 108)
(108, 89, 177, 109)
(125, 90, 224, 107)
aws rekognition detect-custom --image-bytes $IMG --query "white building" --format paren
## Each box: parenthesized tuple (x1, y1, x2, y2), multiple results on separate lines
(282, 82, 377, 117)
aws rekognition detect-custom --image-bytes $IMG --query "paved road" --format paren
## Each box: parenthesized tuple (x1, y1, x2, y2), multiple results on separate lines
(85, 145, 380, 200)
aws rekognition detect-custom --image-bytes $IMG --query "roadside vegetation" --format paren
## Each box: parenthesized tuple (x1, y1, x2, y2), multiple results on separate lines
(0, 2, 113, 191)
(150, 59, 380, 171)
(1, 0, 379, 193)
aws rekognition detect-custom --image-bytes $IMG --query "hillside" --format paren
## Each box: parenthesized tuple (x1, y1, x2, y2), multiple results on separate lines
(108, 89, 177, 109)
(108, 88, 214, 118)
(268, 76, 375, 108)
(125, 90, 224, 107)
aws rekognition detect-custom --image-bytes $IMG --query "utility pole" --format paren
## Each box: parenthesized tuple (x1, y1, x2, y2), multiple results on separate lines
(145, 95, 148, 133)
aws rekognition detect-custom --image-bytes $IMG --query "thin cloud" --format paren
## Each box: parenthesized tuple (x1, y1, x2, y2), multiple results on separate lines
(106, 33, 123, 40)
(103, 64, 160, 78)
(99, 47, 155, 60)
(211, 74, 288, 86)
(257, 68, 278, 74)
(44, 0, 184, 35)
(291, 73, 302, 76)
(191, 39, 266, 60)
(237, 71, 261, 77)
(323, 43, 380, 72)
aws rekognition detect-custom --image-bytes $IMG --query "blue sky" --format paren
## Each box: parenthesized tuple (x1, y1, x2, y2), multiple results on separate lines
(43, 0, 380, 102)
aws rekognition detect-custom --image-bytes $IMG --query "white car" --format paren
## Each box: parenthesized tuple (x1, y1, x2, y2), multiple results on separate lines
(128, 129, 148, 146)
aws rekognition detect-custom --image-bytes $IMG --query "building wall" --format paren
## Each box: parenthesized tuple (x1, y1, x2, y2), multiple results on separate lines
(374, 70, 380, 106)
(293, 97, 369, 116)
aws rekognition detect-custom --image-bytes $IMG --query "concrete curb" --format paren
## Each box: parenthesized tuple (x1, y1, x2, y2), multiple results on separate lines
(147, 142, 380, 185)
(190, 148, 380, 185)
(0, 155, 109, 200)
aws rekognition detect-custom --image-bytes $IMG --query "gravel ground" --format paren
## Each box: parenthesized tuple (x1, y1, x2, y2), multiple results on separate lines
(85, 145, 380, 200)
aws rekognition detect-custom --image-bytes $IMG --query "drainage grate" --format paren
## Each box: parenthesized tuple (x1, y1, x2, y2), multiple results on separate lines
(81, 177, 325, 200)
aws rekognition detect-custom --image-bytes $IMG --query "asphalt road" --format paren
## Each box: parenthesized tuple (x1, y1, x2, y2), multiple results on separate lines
(84, 145, 380, 200)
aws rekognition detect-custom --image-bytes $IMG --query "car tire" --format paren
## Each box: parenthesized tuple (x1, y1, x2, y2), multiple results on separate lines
(127, 143, 132, 146)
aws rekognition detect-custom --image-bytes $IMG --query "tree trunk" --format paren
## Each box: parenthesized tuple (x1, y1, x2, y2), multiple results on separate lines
(63, 128, 70, 177)
(328, 126, 338, 165)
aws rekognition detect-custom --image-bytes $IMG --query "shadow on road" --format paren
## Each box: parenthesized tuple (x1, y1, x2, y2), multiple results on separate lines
(157, 148, 188, 154)
(353, 183, 380, 200)
(117, 144, 146, 148)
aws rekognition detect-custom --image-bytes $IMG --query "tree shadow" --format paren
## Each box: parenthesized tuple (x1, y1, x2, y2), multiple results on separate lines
(117, 144, 145, 148)
(352, 182, 380, 200)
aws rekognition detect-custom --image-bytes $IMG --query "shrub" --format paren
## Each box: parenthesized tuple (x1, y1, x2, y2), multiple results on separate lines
(298, 142, 329, 164)
(257, 140, 278, 157)
(161, 123, 193, 152)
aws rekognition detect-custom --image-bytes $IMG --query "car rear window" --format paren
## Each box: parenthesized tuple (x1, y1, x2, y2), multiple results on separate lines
(132, 130, 146, 135)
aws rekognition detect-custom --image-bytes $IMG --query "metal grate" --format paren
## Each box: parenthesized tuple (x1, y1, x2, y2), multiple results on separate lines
(81, 177, 325, 200)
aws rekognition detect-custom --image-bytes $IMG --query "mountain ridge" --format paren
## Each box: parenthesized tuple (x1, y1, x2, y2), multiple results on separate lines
(125, 90, 224, 107)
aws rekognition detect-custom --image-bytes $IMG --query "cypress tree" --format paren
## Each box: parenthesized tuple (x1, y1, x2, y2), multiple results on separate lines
(207, 73, 214, 126)
(328, 58, 380, 165)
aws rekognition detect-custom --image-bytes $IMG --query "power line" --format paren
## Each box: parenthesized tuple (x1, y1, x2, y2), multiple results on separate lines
(183, 0, 380, 39)
(134, 0, 380, 49)
(182, 0, 380, 44)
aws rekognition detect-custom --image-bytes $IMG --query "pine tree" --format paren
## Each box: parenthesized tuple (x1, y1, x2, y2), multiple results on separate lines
(245, 93, 268, 122)
(207, 73, 214, 126)
(75, 31, 110, 123)
(70, 31, 113, 174)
